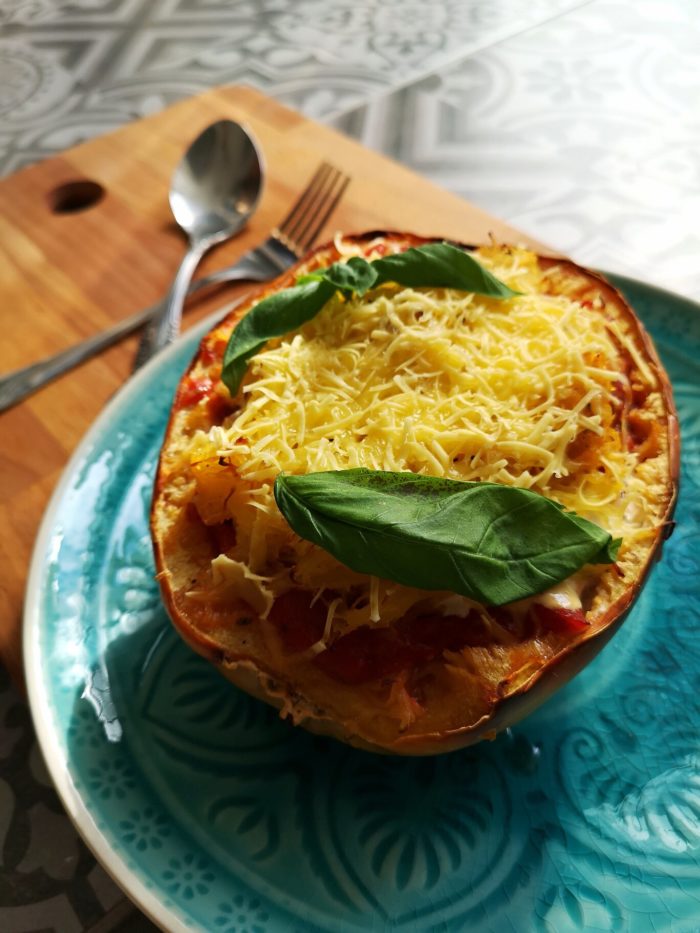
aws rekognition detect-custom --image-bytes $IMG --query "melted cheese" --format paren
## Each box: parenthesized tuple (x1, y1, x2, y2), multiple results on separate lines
(184, 244, 664, 634)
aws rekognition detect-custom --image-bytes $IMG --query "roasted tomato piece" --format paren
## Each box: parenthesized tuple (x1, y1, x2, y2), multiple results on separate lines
(314, 627, 417, 685)
(177, 375, 215, 408)
(532, 604, 589, 634)
(268, 590, 327, 654)
(176, 373, 232, 421)
(200, 337, 228, 366)
(396, 611, 490, 657)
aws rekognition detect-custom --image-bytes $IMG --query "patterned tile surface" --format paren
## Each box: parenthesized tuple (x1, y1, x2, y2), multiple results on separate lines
(332, 0, 700, 299)
(0, 0, 587, 175)
(2, 0, 700, 930)
(0, 664, 147, 932)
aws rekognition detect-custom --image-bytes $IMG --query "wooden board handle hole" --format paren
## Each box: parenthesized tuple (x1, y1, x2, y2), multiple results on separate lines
(49, 180, 105, 214)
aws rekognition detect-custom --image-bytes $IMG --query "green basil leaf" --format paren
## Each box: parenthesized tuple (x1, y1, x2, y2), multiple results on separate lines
(372, 242, 520, 297)
(299, 256, 379, 296)
(222, 279, 335, 395)
(564, 510, 621, 563)
(274, 469, 618, 606)
(222, 243, 517, 396)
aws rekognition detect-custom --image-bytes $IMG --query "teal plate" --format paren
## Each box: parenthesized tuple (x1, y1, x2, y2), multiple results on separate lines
(25, 276, 700, 932)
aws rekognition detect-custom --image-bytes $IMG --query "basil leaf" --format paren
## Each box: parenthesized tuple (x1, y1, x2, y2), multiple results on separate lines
(372, 242, 520, 298)
(274, 469, 618, 606)
(565, 511, 622, 563)
(222, 243, 517, 396)
(299, 256, 378, 296)
(222, 279, 335, 395)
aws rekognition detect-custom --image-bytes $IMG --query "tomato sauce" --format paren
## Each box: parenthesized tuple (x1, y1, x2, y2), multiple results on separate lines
(274, 594, 589, 687)
(395, 611, 491, 654)
(313, 611, 491, 685)
(314, 627, 419, 685)
(176, 375, 214, 407)
(268, 590, 327, 654)
(176, 374, 232, 421)
(200, 337, 228, 366)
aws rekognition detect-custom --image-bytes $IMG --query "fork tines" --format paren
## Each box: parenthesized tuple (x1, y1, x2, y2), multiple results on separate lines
(274, 162, 350, 257)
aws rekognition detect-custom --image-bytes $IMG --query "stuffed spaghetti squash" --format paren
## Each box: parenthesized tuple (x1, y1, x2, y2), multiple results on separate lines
(151, 233, 678, 754)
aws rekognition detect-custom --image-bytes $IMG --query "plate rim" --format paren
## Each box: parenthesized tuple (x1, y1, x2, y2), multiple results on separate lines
(22, 309, 224, 933)
(20, 272, 699, 930)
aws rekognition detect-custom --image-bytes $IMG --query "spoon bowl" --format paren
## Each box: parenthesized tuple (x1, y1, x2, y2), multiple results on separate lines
(133, 119, 263, 369)
(169, 120, 262, 241)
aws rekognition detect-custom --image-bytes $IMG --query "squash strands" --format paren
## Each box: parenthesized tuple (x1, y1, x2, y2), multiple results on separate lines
(151, 233, 678, 755)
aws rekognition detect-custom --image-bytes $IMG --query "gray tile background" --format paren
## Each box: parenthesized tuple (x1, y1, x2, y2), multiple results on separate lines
(2, 0, 699, 929)
(332, 0, 700, 297)
(0, 0, 587, 173)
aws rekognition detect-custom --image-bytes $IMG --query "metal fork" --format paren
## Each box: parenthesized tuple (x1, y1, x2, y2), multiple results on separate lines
(234, 161, 350, 278)
(0, 163, 350, 413)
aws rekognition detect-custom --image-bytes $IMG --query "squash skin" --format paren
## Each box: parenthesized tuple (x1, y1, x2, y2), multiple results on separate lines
(151, 232, 679, 756)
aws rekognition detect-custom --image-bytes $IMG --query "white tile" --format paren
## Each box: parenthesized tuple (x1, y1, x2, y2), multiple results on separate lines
(332, 0, 700, 298)
(0, 0, 591, 175)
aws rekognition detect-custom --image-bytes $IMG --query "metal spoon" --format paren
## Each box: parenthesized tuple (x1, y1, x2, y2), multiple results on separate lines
(132, 119, 263, 370)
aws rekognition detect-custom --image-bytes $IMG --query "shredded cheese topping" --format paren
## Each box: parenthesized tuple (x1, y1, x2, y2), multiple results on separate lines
(182, 244, 664, 633)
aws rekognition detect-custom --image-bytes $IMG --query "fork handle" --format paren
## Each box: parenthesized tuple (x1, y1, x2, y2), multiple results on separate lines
(132, 242, 206, 371)
(0, 257, 270, 414)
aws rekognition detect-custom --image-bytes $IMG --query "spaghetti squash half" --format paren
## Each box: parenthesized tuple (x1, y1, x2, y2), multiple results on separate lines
(151, 233, 678, 754)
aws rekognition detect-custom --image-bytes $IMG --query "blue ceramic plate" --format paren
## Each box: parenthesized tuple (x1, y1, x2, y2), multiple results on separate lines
(25, 276, 700, 932)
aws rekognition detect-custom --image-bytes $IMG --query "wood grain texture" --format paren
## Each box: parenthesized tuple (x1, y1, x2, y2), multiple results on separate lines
(0, 85, 551, 690)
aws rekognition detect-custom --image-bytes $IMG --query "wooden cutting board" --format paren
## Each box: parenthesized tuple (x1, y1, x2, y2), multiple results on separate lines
(0, 84, 550, 689)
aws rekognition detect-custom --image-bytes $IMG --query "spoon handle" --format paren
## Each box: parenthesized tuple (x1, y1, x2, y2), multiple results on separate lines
(0, 254, 272, 414)
(132, 243, 208, 371)
(0, 306, 156, 414)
